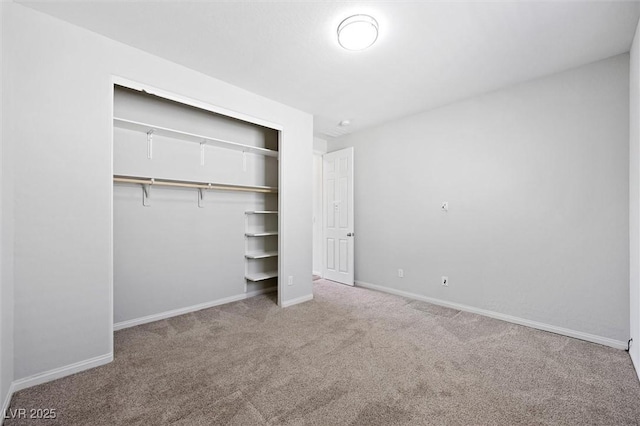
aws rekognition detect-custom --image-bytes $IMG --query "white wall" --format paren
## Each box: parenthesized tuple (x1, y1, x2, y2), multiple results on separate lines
(313, 137, 327, 154)
(4, 2, 312, 383)
(0, 0, 15, 413)
(630, 18, 640, 374)
(329, 55, 630, 344)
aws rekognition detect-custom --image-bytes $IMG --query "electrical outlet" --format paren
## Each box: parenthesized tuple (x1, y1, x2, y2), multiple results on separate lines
(398, 269, 404, 278)
(288, 276, 294, 286)
(441, 202, 449, 211)
(441, 276, 449, 286)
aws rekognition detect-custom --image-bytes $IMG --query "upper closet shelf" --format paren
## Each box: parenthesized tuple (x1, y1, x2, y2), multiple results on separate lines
(113, 117, 279, 158)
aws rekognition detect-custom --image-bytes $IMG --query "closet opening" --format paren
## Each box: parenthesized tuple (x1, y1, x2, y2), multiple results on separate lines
(111, 82, 281, 331)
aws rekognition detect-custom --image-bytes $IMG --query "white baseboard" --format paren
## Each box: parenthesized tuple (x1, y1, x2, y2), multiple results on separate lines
(1, 382, 16, 425)
(114, 287, 277, 331)
(356, 280, 627, 350)
(312, 271, 322, 277)
(281, 294, 314, 308)
(11, 353, 113, 394)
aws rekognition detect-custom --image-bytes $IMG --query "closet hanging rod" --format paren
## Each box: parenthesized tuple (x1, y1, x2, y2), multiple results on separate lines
(113, 175, 278, 194)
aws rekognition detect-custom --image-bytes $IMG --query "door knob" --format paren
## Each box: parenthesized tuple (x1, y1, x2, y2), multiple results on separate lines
(347, 232, 354, 237)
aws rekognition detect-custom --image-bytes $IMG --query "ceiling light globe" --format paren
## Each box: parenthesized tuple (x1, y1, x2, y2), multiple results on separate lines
(338, 15, 379, 51)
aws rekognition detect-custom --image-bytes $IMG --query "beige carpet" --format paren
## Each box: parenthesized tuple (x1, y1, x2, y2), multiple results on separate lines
(7, 279, 640, 425)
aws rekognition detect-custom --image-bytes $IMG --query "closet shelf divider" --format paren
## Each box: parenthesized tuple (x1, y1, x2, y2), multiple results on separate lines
(245, 231, 278, 237)
(245, 271, 278, 282)
(245, 251, 279, 259)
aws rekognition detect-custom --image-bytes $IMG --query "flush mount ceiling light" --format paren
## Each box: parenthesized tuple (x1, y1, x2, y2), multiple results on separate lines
(337, 14, 379, 51)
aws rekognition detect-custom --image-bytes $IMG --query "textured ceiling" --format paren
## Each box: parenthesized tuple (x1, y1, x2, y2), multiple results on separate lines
(20, 1, 640, 138)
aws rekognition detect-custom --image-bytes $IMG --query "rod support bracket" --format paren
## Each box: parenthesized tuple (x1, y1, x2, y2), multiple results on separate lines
(142, 178, 154, 207)
(198, 188, 204, 208)
(197, 183, 212, 208)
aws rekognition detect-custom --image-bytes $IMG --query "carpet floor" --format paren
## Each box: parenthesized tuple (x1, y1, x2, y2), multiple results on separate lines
(6, 279, 640, 425)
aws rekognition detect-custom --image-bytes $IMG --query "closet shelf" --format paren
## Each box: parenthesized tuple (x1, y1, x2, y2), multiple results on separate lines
(245, 251, 278, 259)
(245, 231, 278, 237)
(245, 211, 278, 215)
(245, 271, 278, 282)
(114, 175, 277, 194)
(113, 117, 279, 158)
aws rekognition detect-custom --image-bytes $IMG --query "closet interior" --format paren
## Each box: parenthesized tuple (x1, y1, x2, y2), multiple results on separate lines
(112, 85, 279, 326)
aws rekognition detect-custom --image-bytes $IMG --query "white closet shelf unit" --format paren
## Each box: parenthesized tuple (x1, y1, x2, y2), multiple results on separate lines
(113, 117, 279, 158)
(244, 210, 278, 285)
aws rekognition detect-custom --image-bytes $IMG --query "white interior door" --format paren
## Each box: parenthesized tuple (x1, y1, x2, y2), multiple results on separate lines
(323, 147, 354, 285)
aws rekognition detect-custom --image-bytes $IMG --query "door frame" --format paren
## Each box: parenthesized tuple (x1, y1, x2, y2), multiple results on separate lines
(313, 150, 325, 277)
